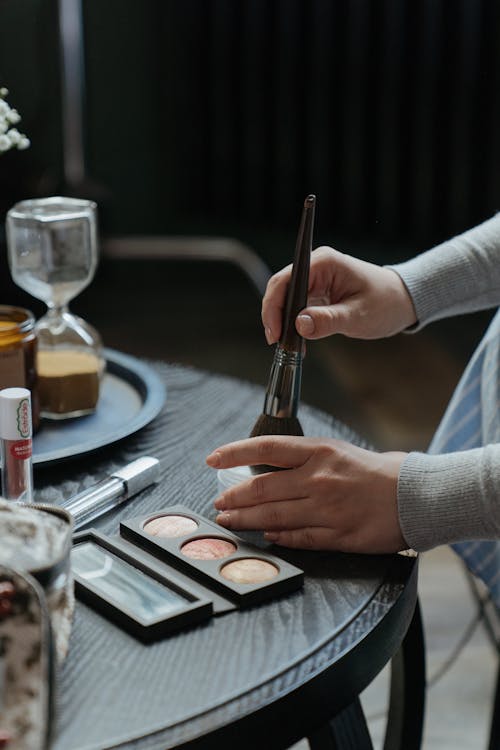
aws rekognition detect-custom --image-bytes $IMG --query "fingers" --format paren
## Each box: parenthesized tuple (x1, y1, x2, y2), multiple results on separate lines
(216, 512, 340, 551)
(261, 266, 292, 344)
(206, 435, 314, 470)
(215, 497, 316, 533)
(264, 527, 338, 550)
(296, 302, 352, 339)
(262, 246, 346, 343)
(214, 468, 304, 510)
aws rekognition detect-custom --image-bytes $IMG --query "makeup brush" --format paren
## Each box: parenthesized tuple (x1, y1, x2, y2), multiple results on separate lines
(250, 194, 316, 472)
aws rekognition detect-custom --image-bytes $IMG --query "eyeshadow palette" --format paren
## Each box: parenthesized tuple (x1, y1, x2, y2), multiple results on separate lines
(72, 530, 213, 642)
(120, 505, 304, 608)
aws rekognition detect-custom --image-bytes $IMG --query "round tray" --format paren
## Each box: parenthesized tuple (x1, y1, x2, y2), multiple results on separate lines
(33, 349, 166, 464)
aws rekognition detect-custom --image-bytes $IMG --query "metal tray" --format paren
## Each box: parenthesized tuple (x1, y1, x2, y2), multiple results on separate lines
(33, 349, 166, 464)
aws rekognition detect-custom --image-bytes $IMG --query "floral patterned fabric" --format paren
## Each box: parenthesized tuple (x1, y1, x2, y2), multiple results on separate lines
(0, 567, 53, 750)
(0, 500, 74, 661)
(0, 501, 74, 748)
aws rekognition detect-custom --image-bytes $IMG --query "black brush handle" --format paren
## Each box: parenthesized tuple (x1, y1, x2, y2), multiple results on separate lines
(279, 194, 315, 352)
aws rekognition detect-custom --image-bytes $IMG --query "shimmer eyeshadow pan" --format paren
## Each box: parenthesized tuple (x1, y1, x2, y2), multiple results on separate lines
(220, 558, 279, 584)
(120, 505, 304, 608)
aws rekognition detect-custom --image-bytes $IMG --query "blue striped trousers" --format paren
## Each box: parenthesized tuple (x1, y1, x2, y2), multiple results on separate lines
(429, 308, 500, 610)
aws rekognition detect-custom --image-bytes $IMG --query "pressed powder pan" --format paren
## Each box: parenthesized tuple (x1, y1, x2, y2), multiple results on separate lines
(71, 507, 304, 641)
(144, 514, 198, 538)
(120, 505, 304, 608)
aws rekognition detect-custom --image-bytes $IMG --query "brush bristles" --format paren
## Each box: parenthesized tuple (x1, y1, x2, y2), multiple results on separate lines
(249, 413, 303, 474)
(250, 413, 304, 438)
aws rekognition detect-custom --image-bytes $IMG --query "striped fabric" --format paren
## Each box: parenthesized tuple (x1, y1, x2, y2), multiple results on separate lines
(429, 309, 500, 610)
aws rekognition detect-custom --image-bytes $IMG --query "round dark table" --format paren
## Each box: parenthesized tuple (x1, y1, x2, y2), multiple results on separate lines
(35, 362, 424, 750)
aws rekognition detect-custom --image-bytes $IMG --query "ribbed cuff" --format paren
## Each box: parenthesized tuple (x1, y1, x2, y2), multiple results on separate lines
(397, 449, 496, 551)
(387, 250, 477, 331)
(388, 213, 500, 331)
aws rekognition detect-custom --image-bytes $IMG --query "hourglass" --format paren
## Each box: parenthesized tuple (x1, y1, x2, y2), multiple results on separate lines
(6, 197, 105, 419)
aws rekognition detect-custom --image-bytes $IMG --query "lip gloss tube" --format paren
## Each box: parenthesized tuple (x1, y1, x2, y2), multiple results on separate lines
(0, 387, 33, 503)
(61, 456, 160, 530)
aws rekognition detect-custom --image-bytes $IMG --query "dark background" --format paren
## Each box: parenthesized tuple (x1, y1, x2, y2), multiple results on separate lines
(0, 0, 498, 448)
(1, 1, 500, 259)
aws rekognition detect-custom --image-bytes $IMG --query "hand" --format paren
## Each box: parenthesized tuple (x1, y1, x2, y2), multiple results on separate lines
(206, 436, 408, 554)
(262, 246, 417, 344)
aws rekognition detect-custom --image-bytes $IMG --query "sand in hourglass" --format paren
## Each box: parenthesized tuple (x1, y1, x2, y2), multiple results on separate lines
(37, 349, 101, 418)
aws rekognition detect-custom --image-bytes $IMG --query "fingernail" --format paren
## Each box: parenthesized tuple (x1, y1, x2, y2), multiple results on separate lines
(265, 326, 273, 344)
(216, 512, 231, 527)
(264, 531, 279, 542)
(206, 451, 221, 467)
(297, 314, 314, 335)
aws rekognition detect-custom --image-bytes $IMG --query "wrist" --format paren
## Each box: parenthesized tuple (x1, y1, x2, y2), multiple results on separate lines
(385, 268, 418, 331)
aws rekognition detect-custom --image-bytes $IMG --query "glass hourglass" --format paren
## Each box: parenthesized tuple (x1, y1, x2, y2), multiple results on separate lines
(6, 197, 105, 419)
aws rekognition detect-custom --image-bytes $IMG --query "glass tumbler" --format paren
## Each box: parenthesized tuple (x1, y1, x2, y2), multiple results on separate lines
(6, 196, 105, 419)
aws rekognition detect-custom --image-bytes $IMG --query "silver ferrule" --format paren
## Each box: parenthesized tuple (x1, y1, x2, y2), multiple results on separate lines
(263, 346, 303, 418)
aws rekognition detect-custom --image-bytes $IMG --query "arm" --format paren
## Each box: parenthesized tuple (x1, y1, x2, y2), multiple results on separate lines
(263, 213, 500, 343)
(212, 217, 500, 554)
(206, 438, 500, 553)
(389, 213, 500, 330)
(398, 446, 500, 550)
(207, 436, 408, 554)
(262, 246, 417, 343)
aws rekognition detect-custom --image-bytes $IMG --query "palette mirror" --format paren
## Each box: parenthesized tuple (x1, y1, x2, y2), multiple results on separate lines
(72, 542, 190, 622)
(71, 532, 213, 642)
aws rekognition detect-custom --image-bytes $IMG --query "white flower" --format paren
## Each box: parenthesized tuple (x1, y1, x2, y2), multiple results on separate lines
(5, 109, 20, 125)
(7, 128, 21, 145)
(0, 86, 29, 155)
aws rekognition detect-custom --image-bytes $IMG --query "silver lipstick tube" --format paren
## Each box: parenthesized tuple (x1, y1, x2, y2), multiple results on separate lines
(263, 346, 303, 418)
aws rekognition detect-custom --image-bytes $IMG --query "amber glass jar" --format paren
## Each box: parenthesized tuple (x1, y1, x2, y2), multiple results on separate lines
(0, 305, 39, 431)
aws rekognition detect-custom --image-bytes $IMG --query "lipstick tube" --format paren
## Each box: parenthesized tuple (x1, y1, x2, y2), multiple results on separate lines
(0, 387, 33, 503)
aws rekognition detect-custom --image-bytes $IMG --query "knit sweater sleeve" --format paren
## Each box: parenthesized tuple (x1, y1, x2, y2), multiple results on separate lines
(398, 446, 500, 551)
(388, 213, 500, 330)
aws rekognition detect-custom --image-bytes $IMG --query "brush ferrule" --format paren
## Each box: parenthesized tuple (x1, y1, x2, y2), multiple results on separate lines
(263, 346, 303, 418)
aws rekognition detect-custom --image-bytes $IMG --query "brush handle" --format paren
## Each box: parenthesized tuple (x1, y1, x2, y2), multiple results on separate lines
(280, 194, 315, 352)
(263, 346, 302, 418)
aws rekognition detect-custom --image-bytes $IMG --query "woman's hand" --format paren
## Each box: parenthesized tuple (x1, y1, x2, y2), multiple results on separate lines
(263, 246, 417, 344)
(206, 436, 408, 554)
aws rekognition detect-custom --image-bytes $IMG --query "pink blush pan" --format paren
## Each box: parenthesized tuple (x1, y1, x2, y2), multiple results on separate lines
(181, 537, 236, 560)
(120, 505, 304, 609)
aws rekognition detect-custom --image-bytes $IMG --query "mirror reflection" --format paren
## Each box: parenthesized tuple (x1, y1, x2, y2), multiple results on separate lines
(72, 542, 189, 622)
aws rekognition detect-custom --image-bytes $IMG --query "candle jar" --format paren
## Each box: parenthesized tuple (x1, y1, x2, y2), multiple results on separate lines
(0, 306, 39, 431)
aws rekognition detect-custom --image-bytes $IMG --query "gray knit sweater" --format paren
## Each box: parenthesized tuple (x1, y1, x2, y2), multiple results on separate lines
(390, 213, 500, 551)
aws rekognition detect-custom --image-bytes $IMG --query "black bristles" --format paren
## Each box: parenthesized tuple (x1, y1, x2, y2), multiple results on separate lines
(249, 414, 303, 474)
